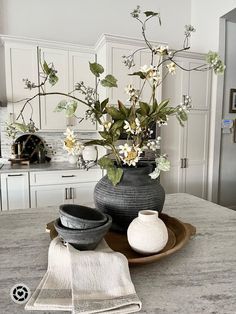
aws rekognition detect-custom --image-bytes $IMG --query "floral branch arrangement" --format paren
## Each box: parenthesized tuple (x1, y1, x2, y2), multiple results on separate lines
(7, 6, 225, 185)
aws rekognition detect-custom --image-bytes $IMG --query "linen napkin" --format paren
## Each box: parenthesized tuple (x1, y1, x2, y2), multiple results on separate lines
(25, 237, 142, 313)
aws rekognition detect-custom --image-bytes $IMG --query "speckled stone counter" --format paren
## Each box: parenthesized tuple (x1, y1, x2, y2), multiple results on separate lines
(0, 161, 100, 173)
(0, 193, 235, 313)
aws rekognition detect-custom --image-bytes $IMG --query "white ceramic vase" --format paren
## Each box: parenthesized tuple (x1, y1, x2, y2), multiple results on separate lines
(127, 210, 168, 255)
(82, 146, 97, 162)
(68, 155, 78, 164)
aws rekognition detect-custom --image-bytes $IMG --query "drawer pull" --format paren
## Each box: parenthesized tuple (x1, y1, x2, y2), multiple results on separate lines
(62, 175, 76, 178)
(8, 174, 23, 177)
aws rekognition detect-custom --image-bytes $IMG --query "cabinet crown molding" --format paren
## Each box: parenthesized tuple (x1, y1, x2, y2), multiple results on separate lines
(0, 34, 95, 53)
(95, 33, 167, 51)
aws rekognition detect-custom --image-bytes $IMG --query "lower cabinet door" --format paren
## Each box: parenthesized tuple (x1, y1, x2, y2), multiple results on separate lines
(30, 182, 97, 208)
(70, 182, 97, 205)
(1, 172, 30, 210)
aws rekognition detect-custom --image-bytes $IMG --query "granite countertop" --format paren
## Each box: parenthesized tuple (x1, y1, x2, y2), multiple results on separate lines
(0, 161, 100, 173)
(0, 193, 235, 313)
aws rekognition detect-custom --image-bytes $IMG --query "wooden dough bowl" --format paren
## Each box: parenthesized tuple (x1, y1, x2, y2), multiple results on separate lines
(46, 213, 196, 266)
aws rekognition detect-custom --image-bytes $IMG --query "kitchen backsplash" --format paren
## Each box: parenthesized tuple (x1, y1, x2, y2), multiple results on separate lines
(0, 107, 102, 164)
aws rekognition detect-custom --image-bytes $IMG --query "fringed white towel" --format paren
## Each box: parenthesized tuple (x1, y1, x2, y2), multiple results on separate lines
(25, 237, 142, 313)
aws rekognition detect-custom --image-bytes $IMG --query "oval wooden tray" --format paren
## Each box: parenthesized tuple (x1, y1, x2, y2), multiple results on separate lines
(46, 213, 196, 266)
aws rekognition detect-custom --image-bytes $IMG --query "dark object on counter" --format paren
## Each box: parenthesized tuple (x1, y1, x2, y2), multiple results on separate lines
(59, 204, 107, 229)
(14, 134, 48, 163)
(54, 214, 112, 250)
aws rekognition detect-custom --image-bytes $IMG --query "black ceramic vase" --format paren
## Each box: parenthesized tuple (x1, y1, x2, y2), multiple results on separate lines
(94, 162, 165, 233)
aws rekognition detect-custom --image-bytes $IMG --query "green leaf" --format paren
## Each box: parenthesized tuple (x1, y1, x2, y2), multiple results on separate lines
(139, 102, 150, 115)
(118, 100, 129, 117)
(101, 98, 109, 111)
(110, 120, 124, 134)
(106, 107, 125, 120)
(150, 99, 158, 114)
(43, 61, 50, 75)
(101, 75, 118, 88)
(49, 73, 59, 86)
(84, 140, 107, 146)
(98, 156, 114, 169)
(98, 131, 111, 141)
(144, 11, 159, 17)
(107, 167, 123, 186)
(54, 100, 77, 117)
(128, 71, 146, 79)
(156, 99, 169, 113)
(89, 62, 104, 77)
(12, 122, 28, 133)
(144, 11, 161, 25)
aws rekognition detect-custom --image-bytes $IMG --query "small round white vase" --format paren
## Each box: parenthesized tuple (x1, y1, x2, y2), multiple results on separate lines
(68, 155, 78, 164)
(127, 210, 168, 255)
(82, 146, 97, 162)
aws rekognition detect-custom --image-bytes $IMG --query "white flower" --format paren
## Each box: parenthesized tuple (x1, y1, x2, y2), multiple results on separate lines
(119, 143, 132, 157)
(124, 84, 139, 102)
(157, 118, 168, 126)
(103, 121, 112, 132)
(63, 128, 83, 156)
(119, 144, 142, 166)
(147, 137, 161, 151)
(123, 118, 142, 135)
(140, 65, 161, 85)
(152, 45, 169, 55)
(166, 62, 176, 75)
(64, 127, 75, 140)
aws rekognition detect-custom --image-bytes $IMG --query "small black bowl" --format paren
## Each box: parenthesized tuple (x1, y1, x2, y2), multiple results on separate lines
(59, 204, 107, 229)
(54, 214, 112, 250)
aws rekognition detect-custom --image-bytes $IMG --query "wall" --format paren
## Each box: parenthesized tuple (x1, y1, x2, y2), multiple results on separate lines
(218, 21, 236, 208)
(190, 0, 236, 52)
(0, 0, 191, 48)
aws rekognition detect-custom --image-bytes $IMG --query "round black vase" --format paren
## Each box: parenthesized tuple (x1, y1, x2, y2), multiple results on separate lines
(94, 163, 165, 233)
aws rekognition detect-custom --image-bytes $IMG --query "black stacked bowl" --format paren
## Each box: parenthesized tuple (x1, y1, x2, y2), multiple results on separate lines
(54, 204, 112, 250)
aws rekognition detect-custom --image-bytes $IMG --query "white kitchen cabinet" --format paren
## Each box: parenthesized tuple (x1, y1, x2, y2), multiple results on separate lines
(39, 47, 69, 130)
(160, 53, 211, 199)
(95, 34, 164, 105)
(68, 51, 97, 131)
(4, 42, 40, 127)
(2, 37, 97, 132)
(1, 172, 30, 210)
(30, 169, 102, 208)
(30, 182, 97, 208)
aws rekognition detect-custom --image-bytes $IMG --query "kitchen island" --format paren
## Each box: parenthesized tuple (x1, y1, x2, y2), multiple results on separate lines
(0, 193, 235, 313)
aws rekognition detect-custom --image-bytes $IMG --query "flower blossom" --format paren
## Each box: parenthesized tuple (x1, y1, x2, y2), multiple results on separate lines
(119, 143, 142, 166)
(123, 118, 142, 135)
(124, 84, 140, 102)
(147, 137, 161, 151)
(103, 121, 112, 132)
(140, 65, 161, 85)
(63, 128, 83, 156)
(152, 45, 169, 56)
(166, 62, 176, 75)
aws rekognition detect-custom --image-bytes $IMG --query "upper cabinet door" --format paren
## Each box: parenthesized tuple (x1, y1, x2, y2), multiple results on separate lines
(5, 43, 40, 127)
(187, 59, 212, 110)
(109, 44, 140, 105)
(68, 51, 97, 131)
(39, 47, 69, 130)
